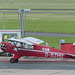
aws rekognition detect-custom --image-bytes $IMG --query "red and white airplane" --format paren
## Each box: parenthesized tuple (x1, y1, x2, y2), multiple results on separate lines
(1, 37, 75, 63)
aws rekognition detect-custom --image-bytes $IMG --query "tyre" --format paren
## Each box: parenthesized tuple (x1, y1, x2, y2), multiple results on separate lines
(10, 58, 18, 63)
(10, 58, 15, 63)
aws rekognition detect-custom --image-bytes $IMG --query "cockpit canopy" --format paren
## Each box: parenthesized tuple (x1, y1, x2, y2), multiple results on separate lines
(11, 41, 34, 49)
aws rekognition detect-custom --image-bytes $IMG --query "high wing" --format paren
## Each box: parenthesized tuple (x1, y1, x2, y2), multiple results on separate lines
(23, 37, 44, 44)
(8, 37, 44, 45)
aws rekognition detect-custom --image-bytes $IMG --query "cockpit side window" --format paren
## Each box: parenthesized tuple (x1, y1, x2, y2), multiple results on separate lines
(25, 44, 34, 49)
(10, 41, 34, 49)
(11, 42, 22, 47)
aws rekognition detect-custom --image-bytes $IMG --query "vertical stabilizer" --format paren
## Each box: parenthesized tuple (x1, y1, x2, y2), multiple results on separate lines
(66, 43, 75, 56)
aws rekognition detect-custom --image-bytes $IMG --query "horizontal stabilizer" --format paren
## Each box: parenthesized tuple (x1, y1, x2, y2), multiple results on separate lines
(66, 53, 75, 57)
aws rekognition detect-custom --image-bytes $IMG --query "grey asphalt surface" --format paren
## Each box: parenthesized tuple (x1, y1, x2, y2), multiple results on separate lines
(0, 57, 75, 70)
(0, 57, 75, 75)
(26, 32, 75, 37)
(0, 62, 75, 70)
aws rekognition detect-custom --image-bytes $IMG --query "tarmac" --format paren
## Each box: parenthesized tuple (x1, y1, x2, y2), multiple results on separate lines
(26, 32, 75, 37)
(0, 56, 75, 75)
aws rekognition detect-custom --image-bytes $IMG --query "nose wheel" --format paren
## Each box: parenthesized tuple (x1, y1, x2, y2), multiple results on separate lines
(10, 58, 18, 63)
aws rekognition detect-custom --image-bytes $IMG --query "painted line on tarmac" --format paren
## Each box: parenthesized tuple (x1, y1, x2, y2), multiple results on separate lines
(0, 60, 75, 62)
(19, 60, 75, 62)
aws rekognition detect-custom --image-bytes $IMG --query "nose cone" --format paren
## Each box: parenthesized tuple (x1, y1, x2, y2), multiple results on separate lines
(1, 42, 14, 53)
(1, 42, 11, 52)
(1, 43, 7, 52)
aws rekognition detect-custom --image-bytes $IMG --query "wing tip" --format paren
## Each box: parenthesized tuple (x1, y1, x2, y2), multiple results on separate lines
(73, 42, 75, 45)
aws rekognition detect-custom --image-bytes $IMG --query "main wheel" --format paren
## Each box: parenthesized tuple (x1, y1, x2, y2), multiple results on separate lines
(10, 58, 18, 63)
(10, 58, 15, 63)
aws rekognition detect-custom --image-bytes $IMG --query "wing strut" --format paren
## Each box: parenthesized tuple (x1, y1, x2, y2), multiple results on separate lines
(13, 42, 22, 56)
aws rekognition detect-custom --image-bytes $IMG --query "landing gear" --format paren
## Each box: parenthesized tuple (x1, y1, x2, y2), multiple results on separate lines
(10, 55, 21, 63)
(10, 58, 18, 63)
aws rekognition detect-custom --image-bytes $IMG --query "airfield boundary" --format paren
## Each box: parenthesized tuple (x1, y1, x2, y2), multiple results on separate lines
(0, 9, 75, 33)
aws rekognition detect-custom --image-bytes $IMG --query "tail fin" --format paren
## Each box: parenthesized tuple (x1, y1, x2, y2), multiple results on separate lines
(66, 43, 75, 56)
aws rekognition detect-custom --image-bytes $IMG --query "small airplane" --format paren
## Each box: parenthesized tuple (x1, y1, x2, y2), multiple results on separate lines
(1, 37, 75, 63)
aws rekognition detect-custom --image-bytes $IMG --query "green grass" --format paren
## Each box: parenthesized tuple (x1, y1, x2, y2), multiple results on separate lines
(1, 13, 75, 33)
(26, 19, 75, 33)
(31, 36, 75, 49)
(0, 0, 75, 9)
(26, 13, 75, 33)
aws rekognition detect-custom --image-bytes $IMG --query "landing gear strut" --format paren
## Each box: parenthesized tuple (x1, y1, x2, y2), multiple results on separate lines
(10, 58, 18, 63)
